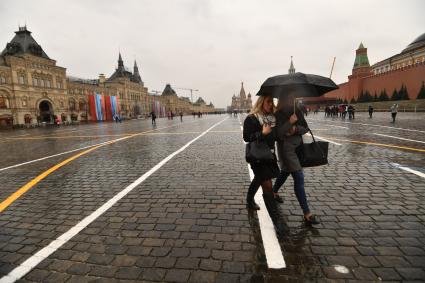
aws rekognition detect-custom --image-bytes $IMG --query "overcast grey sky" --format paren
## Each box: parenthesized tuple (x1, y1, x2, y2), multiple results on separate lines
(1, 0, 424, 108)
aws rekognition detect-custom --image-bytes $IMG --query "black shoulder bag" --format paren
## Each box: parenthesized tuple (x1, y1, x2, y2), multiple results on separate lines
(296, 129, 329, 167)
(245, 139, 274, 163)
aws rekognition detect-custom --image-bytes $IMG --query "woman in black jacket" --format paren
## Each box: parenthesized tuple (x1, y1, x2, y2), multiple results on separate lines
(243, 95, 283, 234)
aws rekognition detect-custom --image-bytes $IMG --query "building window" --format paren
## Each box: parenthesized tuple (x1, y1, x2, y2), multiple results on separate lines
(0, 97, 8, 108)
(60, 100, 64, 107)
(19, 74, 25, 84)
(57, 77, 62, 89)
(0, 75, 6, 84)
(46, 80, 51, 88)
(69, 98, 76, 111)
(33, 77, 38, 86)
(40, 79, 45, 87)
(22, 97, 27, 107)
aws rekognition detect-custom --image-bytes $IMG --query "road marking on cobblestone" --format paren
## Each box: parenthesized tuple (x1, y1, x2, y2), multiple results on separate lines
(5, 134, 129, 140)
(391, 163, 425, 179)
(0, 123, 203, 209)
(305, 133, 342, 145)
(0, 124, 194, 173)
(0, 139, 125, 212)
(373, 133, 425, 144)
(238, 120, 286, 269)
(0, 118, 227, 283)
(307, 118, 425, 133)
(313, 136, 425, 153)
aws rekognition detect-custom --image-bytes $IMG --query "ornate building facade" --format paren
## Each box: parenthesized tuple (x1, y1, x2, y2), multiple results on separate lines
(0, 26, 217, 128)
(159, 83, 215, 114)
(325, 33, 425, 102)
(228, 82, 252, 112)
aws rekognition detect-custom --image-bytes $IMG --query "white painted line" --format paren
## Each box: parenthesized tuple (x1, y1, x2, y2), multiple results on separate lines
(0, 124, 187, 172)
(328, 125, 349, 129)
(0, 118, 227, 283)
(373, 133, 425, 144)
(307, 118, 425, 133)
(0, 140, 122, 172)
(391, 163, 425, 179)
(306, 133, 342, 146)
(239, 118, 286, 269)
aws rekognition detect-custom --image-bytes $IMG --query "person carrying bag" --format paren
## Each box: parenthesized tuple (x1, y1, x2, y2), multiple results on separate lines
(272, 94, 320, 225)
(243, 95, 284, 235)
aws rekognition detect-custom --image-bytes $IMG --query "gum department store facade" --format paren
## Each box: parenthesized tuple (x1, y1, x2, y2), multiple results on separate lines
(0, 26, 216, 127)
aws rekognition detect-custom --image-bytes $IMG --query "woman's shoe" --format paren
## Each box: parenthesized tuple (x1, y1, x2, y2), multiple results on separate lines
(246, 202, 260, 210)
(304, 214, 320, 225)
(274, 194, 283, 203)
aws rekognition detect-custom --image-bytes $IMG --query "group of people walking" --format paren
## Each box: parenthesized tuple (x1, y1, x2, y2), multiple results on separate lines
(243, 94, 319, 236)
(324, 104, 355, 119)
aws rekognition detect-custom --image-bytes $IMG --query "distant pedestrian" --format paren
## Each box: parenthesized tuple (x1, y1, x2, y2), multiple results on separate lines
(368, 105, 374, 118)
(180, 112, 183, 122)
(273, 94, 319, 226)
(243, 95, 283, 235)
(150, 111, 156, 125)
(391, 103, 399, 123)
(348, 105, 355, 119)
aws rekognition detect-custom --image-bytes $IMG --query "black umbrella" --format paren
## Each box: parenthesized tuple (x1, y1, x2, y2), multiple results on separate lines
(256, 72, 339, 98)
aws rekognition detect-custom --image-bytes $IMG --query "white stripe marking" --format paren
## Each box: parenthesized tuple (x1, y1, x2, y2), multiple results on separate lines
(306, 133, 342, 146)
(0, 118, 227, 283)
(391, 163, 425, 179)
(373, 133, 425, 144)
(0, 140, 122, 172)
(0, 124, 185, 172)
(307, 118, 425, 133)
(239, 119, 286, 269)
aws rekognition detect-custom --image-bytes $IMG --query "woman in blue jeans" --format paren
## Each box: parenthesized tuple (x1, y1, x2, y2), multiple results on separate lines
(273, 95, 319, 225)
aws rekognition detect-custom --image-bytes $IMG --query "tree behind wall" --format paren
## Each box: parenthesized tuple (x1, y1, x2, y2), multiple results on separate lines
(417, 81, 425, 99)
(379, 89, 389, 101)
(391, 88, 400, 101)
(398, 84, 409, 100)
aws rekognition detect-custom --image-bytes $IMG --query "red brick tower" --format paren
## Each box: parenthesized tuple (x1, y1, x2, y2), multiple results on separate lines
(347, 43, 372, 101)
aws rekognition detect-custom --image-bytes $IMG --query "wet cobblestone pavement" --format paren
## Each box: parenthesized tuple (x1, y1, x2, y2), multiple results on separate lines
(0, 113, 424, 282)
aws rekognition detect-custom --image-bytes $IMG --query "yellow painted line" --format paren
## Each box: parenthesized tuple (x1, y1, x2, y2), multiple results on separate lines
(321, 136, 425, 153)
(0, 143, 108, 212)
(0, 122, 222, 212)
(6, 134, 130, 140)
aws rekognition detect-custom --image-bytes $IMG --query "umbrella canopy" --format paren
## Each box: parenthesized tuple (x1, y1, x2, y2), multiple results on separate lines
(256, 72, 339, 98)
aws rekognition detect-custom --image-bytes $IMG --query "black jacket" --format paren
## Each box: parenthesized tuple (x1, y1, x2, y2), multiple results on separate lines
(243, 114, 276, 149)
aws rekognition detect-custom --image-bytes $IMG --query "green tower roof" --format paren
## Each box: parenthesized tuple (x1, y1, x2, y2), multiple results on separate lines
(353, 43, 370, 68)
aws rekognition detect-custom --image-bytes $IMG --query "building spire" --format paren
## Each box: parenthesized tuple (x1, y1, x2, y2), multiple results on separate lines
(289, 56, 296, 74)
(118, 52, 124, 68)
(133, 60, 142, 83)
(240, 82, 246, 99)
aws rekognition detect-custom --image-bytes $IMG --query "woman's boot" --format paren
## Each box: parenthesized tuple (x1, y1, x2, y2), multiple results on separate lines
(246, 182, 260, 210)
(263, 192, 285, 236)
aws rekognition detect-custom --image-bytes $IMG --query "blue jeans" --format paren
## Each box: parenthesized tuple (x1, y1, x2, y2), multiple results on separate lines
(272, 170, 310, 214)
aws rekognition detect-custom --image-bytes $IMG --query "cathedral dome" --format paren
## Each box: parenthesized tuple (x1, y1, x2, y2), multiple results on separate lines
(402, 33, 425, 53)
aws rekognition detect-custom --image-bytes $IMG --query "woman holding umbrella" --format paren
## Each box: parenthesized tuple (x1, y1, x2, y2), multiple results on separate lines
(243, 95, 284, 234)
(273, 94, 319, 225)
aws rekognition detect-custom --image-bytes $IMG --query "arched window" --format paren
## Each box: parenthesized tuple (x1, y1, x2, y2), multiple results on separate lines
(22, 96, 28, 107)
(0, 96, 9, 109)
(18, 73, 26, 85)
(0, 75, 6, 84)
(79, 100, 87, 111)
(69, 98, 77, 111)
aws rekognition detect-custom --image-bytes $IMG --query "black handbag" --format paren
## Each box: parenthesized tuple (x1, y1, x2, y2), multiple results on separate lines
(246, 140, 274, 163)
(296, 129, 329, 167)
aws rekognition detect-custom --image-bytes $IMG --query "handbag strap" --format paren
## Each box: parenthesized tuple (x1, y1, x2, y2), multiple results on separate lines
(308, 128, 317, 143)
